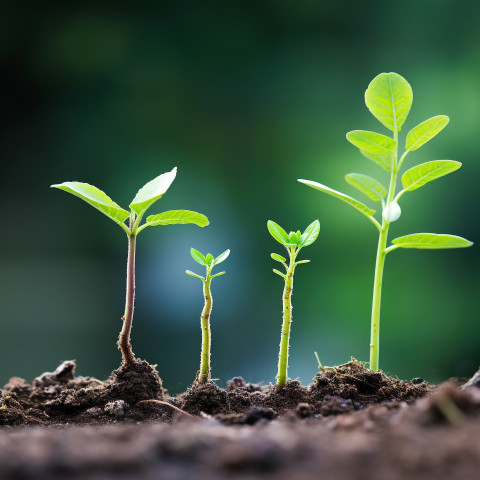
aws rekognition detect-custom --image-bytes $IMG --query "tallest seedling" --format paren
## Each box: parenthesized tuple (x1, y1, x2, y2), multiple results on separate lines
(52, 168, 209, 365)
(299, 72, 472, 371)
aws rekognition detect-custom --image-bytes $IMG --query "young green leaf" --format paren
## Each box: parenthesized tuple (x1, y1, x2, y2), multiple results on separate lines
(51, 182, 130, 229)
(211, 271, 226, 279)
(143, 210, 209, 229)
(267, 220, 289, 245)
(214, 249, 230, 266)
(129, 167, 177, 216)
(346, 131, 397, 155)
(185, 270, 205, 281)
(295, 259, 310, 265)
(360, 149, 393, 171)
(273, 269, 287, 280)
(299, 220, 320, 247)
(205, 254, 214, 266)
(298, 179, 376, 218)
(190, 248, 206, 266)
(365, 72, 413, 132)
(405, 115, 449, 152)
(401, 160, 461, 192)
(345, 173, 387, 202)
(391, 233, 473, 249)
(288, 232, 298, 244)
(271, 253, 287, 263)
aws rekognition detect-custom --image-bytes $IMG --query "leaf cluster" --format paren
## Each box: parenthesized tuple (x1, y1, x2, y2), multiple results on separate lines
(186, 248, 230, 282)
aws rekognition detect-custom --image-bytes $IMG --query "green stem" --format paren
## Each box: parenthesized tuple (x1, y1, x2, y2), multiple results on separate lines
(198, 275, 212, 383)
(118, 229, 136, 365)
(276, 249, 295, 386)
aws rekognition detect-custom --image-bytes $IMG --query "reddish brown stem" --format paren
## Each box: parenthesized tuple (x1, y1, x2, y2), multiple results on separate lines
(118, 230, 136, 365)
(137, 400, 196, 418)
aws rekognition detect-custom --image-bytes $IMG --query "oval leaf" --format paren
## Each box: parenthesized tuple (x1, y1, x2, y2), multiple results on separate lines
(214, 249, 230, 266)
(299, 220, 320, 247)
(392, 233, 473, 249)
(130, 167, 177, 216)
(190, 248, 206, 266)
(185, 270, 205, 281)
(271, 253, 287, 263)
(298, 179, 376, 218)
(345, 173, 387, 202)
(205, 254, 214, 266)
(346, 131, 397, 155)
(145, 210, 209, 228)
(401, 160, 461, 192)
(405, 115, 449, 152)
(51, 182, 130, 228)
(267, 220, 289, 245)
(365, 72, 413, 132)
(273, 269, 287, 280)
(360, 149, 393, 171)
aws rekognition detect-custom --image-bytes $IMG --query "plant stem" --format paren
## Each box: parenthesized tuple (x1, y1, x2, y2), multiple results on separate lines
(197, 275, 212, 383)
(118, 227, 136, 365)
(276, 249, 295, 386)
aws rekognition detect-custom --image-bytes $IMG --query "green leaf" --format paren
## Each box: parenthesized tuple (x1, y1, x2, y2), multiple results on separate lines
(51, 182, 130, 229)
(214, 249, 230, 266)
(401, 160, 461, 192)
(144, 210, 209, 229)
(288, 232, 298, 244)
(130, 167, 177, 216)
(295, 259, 310, 265)
(299, 220, 320, 247)
(185, 270, 205, 281)
(273, 269, 287, 280)
(190, 248, 206, 266)
(365, 72, 413, 132)
(211, 271, 226, 279)
(267, 220, 289, 245)
(360, 149, 393, 171)
(392, 233, 473, 249)
(345, 173, 387, 202)
(205, 254, 214, 266)
(271, 253, 287, 263)
(346, 131, 396, 155)
(298, 179, 376, 218)
(405, 115, 449, 152)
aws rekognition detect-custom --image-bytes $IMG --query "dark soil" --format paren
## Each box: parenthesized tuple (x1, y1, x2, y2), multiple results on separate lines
(1, 359, 479, 479)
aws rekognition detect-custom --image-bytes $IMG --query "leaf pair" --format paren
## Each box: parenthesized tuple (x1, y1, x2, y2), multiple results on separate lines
(186, 248, 230, 281)
(267, 220, 320, 248)
(51, 167, 209, 234)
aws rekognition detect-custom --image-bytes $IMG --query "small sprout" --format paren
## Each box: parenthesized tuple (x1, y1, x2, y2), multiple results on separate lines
(268, 219, 320, 386)
(299, 72, 473, 371)
(52, 167, 209, 365)
(186, 248, 230, 384)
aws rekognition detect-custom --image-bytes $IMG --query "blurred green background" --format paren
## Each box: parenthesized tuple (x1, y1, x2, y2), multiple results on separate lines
(1, 0, 478, 393)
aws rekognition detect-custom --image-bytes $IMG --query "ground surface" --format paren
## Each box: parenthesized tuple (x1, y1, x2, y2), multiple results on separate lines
(0, 361, 479, 479)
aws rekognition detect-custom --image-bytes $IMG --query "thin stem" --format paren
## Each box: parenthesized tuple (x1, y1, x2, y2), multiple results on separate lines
(197, 273, 212, 383)
(276, 248, 296, 386)
(118, 215, 136, 365)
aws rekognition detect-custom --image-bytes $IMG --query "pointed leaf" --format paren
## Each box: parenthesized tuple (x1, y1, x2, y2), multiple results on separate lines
(144, 210, 209, 228)
(365, 72, 413, 132)
(271, 253, 287, 263)
(273, 269, 287, 280)
(51, 182, 130, 229)
(345, 173, 387, 202)
(406, 115, 449, 152)
(211, 271, 226, 279)
(267, 220, 289, 245)
(299, 220, 320, 247)
(392, 233, 473, 249)
(401, 161, 461, 192)
(190, 248, 206, 266)
(130, 167, 177, 216)
(205, 254, 214, 266)
(298, 179, 376, 218)
(360, 149, 392, 171)
(214, 249, 230, 266)
(185, 270, 205, 281)
(347, 131, 397, 155)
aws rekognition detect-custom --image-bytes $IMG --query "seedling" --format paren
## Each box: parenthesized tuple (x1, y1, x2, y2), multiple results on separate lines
(268, 220, 320, 386)
(51, 167, 209, 365)
(186, 248, 230, 384)
(299, 72, 473, 371)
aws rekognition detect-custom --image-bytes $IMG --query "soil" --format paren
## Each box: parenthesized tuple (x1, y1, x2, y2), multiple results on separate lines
(1, 359, 479, 479)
